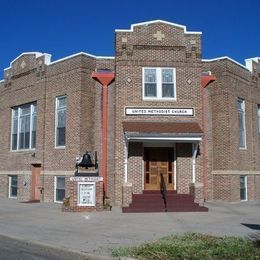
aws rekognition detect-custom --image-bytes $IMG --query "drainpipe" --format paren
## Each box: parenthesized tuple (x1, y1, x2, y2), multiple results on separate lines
(92, 71, 115, 194)
(201, 74, 216, 200)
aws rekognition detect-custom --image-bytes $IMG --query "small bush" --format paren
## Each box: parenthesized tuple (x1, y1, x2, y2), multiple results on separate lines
(112, 233, 260, 259)
(62, 197, 70, 207)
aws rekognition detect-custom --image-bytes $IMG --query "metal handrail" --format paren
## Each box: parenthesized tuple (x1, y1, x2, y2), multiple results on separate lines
(160, 173, 167, 212)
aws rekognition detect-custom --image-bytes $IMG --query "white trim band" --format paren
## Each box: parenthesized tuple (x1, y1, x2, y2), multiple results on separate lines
(49, 52, 114, 66)
(212, 170, 260, 175)
(4, 52, 51, 71)
(116, 20, 202, 34)
(125, 135, 202, 142)
(202, 56, 249, 71)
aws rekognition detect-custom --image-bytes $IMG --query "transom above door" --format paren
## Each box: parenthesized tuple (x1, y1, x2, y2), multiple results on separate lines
(144, 147, 174, 190)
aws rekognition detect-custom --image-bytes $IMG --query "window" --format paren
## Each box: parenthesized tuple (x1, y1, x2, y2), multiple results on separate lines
(143, 68, 176, 99)
(237, 98, 246, 149)
(55, 96, 67, 147)
(257, 105, 260, 133)
(9, 175, 17, 198)
(11, 103, 37, 151)
(55, 176, 65, 202)
(240, 176, 247, 201)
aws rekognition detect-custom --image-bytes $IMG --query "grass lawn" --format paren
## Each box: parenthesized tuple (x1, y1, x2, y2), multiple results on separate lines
(112, 233, 260, 259)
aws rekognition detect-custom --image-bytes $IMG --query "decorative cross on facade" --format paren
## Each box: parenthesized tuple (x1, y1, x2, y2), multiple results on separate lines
(20, 60, 26, 69)
(153, 31, 165, 41)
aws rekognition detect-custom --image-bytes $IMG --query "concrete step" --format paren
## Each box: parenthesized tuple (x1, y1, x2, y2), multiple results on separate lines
(122, 207, 166, 213)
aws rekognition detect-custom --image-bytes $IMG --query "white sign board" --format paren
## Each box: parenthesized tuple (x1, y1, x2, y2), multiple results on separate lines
(77, 182, 96, 206)
(125, 107, 194, 116)
(70, 176, 103, 182)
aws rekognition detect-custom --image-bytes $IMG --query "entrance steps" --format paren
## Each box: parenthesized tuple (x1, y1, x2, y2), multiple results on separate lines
(122, 190, 208, 213)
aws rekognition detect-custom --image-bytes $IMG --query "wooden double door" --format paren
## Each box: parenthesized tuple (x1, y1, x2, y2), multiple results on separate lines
(144, 147, 175, 190)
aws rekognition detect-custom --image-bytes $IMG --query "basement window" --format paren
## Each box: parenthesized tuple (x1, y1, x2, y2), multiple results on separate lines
(55, 176, 65, 203)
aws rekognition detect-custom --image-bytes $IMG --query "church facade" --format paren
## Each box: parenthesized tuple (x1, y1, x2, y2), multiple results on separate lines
(0, 20, 259, 211)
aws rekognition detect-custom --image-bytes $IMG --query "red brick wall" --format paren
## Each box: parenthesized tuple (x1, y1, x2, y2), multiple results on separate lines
(0, 22, 259, 205)
(256, 175, 260, 201)
(0, 175, 8, 198)
(203, 58, 260, 202)
(128, 143, 143, 194)
(114, 22, 203, 205)
(63, 180, 103, 212)
(213, 175, 240, 202)
(176, 143, 192, 194)
(0, 53, 112, 202)
(213, 174, 260, 202)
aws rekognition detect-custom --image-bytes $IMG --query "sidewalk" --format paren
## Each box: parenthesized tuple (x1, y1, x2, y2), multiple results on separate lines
(0, 198, 259, 256)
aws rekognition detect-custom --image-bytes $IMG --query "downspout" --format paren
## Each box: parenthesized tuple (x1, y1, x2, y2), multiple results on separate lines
(201, 74, 216, 200)
(92, 71, 115, 194)
(41, 68, 48, 202)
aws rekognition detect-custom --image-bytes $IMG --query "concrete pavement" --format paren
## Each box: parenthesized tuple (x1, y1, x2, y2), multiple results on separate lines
(0, 198, 259, 256)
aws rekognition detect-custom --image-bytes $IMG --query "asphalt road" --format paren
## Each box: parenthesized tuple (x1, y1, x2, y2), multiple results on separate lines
(0, 235, 88, 260)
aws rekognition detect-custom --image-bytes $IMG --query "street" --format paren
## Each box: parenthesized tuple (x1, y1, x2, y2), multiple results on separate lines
(0, 235, 87, 260)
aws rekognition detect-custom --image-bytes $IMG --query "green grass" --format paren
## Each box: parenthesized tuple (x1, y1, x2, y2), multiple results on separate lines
(112, 233, 260, 259)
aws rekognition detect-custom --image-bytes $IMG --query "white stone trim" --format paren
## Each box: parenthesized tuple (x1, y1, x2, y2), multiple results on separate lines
(202, 56, 249, 71)
(212, 170, 260, 175)
(192, 143, 198, 183)
(245, 57, 260, 72)
(126, 136, 202, 142)
(124, 138, 128, 183)
(49, 52, 114, 66)
(0, 171, 91, 176)
(115, 20, 202, 34)
(4, 52, 51, 71)
(0, 171, 31, 175)
(1, 51, 114, 80)
(42, 171, 74, 176)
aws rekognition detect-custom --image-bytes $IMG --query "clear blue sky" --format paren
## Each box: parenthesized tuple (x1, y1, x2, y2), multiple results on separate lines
(0, 0, 259, 76)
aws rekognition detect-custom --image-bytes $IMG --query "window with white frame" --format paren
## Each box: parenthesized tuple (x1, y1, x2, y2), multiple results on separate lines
(237, 98, 246, 149)
(143, 68, 176, 99)
(55, 176, 65, 202)
(11, 103, 37, 151)
(257, 104, 260, 133)
(9, 175, 17, 198)
(55, 96, 67, 147)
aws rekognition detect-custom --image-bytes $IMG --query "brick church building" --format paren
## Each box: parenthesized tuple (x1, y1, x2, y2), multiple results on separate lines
(0, 20, 259, 212)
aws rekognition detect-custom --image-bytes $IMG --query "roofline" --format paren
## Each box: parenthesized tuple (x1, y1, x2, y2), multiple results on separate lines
(202, 56, 250, 71)
(49, 52, 115, 66)
(4, 52, 51, 71)
(3, 51, 114, 71)
(245, 56, 260, 62)
(115, 19, 202, 34)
